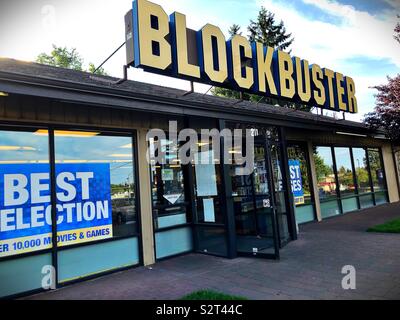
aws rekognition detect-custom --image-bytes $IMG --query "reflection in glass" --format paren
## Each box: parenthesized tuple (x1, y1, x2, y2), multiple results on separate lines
(270, 144, 290, 243)
(231, 136, 276, 255)
(253, 146, 269, 195)
(353, 148, 372, 194)
(195, 226, 227, 256)
(193, 147, 223, 224)
(287, 144, 315, 224)
(360, 194, 374, 208)
(150, 139, 187, 229)
(54, 131, 137, 242)
(334, 147, 355, 196)
(231, 145, 268, 197)
(341, 197, 358, 213)
(0, 129, 49, 164)
(0, 129, 51, 258)
(314, 147, 337, 201)
(320, 200, 340, 218)
(368, 149, 385, 192)
(375, 191, 388, 205)
(287, 145, 312, 205)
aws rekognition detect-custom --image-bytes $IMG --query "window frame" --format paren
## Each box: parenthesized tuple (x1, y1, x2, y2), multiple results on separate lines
(367, 148, 388, 196)
(314, 144, 389, 216)
(314, 145, 339, 203)
(0, 124, 53, 262)
(286, 141, 318, 224)
(0, 123, 142, 266)
(148, 138, 193, 233)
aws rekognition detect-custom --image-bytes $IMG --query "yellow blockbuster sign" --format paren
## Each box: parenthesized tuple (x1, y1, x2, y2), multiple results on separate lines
(126, 0, 357, 113)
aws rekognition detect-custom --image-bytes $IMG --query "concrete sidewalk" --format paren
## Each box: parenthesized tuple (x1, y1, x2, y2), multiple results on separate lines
(26, 202, 400, 300)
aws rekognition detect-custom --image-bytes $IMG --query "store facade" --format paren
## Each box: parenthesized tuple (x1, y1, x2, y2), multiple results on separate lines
(0, 58, 399, 298)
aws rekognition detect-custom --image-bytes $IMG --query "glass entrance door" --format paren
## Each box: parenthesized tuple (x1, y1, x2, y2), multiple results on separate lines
(231, 136, 279, 258)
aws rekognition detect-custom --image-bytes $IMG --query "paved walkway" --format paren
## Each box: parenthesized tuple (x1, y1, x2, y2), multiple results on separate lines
(26, 203, 400, 300)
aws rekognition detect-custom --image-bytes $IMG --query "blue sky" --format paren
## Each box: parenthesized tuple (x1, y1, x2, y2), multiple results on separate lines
(152, 0, 400, 121)
(0, 0, 399, 122)
(259, 0, 345, 24)
(332, 0, 395, 14)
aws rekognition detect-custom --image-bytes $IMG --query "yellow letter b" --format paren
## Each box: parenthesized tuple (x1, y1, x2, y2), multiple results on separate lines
(133, 0, 171, 71)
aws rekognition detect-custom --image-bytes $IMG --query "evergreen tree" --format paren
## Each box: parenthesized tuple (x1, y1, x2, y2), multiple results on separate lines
(228, 24, 242, 36)
(248, 7, 293, 51)
(211, 7, 307, 110)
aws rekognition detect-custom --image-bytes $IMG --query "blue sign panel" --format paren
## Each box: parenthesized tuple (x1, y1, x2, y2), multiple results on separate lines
(288, 160, 304, 205)
(0, 163, 112, 257)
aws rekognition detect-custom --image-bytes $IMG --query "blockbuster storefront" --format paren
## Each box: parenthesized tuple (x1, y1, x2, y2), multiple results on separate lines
(1, 0, 400, 298)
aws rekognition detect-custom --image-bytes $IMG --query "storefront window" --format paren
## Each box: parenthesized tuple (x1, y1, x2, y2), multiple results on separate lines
(314, 147, 337, 200)
(359, 194, 374, 208)
(54, 130, 138, 245)
(315, 146, 388, 218)
(368, 148, 386, 192)
(287, 144, 315, 224)
(353, 148, 372, 194)
(314, 147, 340, 218)
(334, 147, 356, 196)
(150, 139, 188, 229)
(0, 129, 51, 258)
(149, 135, 194, 259)
(193, 147, 223, 224)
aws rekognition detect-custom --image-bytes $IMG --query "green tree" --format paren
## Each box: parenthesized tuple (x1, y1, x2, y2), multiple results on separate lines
(313, 153, 332, 182)
(338, 166, 354, 187)
(88, 62, 107, 76)
(229, 24, 242, 36)
(364, 18, 400, 143)
(37, 45, 83, 70)
(356, 167, 369, 188)
(247, 7, 310, 110)
(36, 44, 108, 75)
(368, 150, 381, 175)
(248, 7, 293, 51)
(211, 7, 308, 110)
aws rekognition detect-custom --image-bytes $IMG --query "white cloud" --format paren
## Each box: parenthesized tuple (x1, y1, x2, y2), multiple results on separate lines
(256, 0, 400, 120)
(303, 0, 356, 21)
(0, 0, 398, 120)
(258, 0, 399, 67)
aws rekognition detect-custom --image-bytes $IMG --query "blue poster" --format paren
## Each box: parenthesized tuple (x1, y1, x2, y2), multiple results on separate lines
(288, 160, 304, 205)
(0, 163, 112, 257)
